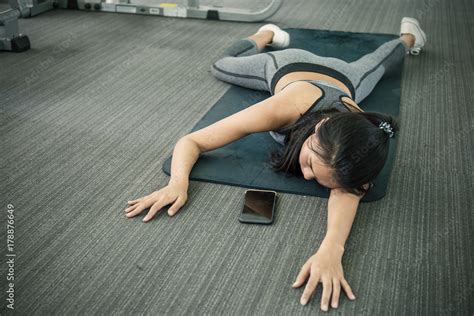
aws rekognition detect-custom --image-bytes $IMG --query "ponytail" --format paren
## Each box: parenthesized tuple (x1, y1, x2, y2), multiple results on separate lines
(361, 112, 399, 140)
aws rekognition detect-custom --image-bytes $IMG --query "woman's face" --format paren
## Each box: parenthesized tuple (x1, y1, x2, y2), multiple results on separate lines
(299, 118, 338, 189)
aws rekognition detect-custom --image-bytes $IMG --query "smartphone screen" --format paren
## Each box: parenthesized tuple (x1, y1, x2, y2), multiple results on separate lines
(239, 189, 276, 224)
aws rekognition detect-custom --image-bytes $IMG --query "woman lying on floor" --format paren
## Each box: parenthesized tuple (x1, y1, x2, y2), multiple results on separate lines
(124, 18, 426, 311)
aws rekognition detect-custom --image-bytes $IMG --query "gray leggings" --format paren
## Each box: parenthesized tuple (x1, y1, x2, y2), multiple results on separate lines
(210, 37, 408, 103)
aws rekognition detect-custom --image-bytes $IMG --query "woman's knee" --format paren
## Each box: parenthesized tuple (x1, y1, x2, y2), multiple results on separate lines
(210, 57, 230, 79)
(210, 62, 220, 78)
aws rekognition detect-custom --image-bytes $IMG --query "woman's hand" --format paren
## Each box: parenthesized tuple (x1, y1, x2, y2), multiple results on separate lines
(124, 182, 188, 222)
(292, 241, 356, 311)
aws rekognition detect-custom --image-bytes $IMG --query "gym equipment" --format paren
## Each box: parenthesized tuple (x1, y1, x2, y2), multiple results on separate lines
(70, 0, 282, 22)
(0, 0, 59, 52)
(0, 0, 31, 52)
(162, 29, 404, 202)
(23, 0, 57, 16)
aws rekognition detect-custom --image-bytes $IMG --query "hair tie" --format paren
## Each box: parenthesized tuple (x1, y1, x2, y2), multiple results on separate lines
(379, 121, 394, 138)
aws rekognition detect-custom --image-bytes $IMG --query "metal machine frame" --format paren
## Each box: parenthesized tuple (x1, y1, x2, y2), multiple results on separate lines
(26, 0, 57, 16)
(0, 0, 59, 51)
(0, 0, 31, 52)
(2, 0, 282, 52)
(70, 0, 282, 22)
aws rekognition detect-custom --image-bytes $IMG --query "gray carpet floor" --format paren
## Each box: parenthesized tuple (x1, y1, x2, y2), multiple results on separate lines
(1, 0, 473, 314)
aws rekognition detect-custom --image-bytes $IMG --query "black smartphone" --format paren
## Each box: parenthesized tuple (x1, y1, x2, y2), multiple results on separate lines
(239, 189, 277, 225)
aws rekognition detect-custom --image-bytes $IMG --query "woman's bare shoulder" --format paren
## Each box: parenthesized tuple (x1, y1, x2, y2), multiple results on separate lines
(340, 96, 364, 113)
(273, 81, 323, 125)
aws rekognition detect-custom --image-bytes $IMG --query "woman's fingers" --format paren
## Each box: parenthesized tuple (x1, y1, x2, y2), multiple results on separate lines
(168, 195, 186, 216)
(300, 273, 320, 305)
(320, 277, 332, 311)
(125, 183, 189, 222)
(124, 204, 140, 213)
(331, 278, 341, 309)
(292, 262, 310, 288)
(143, 197, 169, 222)
(341, 278, 356, 300)
(127, 199, 141, 205)
(125, 193, 186, 221)
(125, 204, 148, 218)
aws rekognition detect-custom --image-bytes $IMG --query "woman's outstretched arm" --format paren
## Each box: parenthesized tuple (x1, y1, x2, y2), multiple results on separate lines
(324, 188, 360, 250)
(292, 189, 362, 311)
(124, 83, 308, 222)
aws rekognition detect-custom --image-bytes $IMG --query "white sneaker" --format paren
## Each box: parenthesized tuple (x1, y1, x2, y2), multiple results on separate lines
(257, 23, 290, 49)
(400, 17, 427, 55)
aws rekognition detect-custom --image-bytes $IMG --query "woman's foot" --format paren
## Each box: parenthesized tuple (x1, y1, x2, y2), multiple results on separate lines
(248, 30, 275, 52)
(400, 17, 427, 55)
(400, 33, 415, 49)
(257, 24, 291, 49)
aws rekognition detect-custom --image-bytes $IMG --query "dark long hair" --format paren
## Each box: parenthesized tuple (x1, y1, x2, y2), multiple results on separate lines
(269, 110, 399, 196)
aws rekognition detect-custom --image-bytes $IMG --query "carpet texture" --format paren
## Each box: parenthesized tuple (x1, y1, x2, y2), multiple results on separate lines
(0, 0, 473, 314)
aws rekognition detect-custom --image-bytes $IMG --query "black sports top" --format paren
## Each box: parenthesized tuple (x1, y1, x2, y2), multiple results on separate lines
(269, 80, 357, 145)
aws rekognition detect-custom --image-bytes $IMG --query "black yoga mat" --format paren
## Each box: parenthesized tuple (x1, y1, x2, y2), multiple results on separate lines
(163, 28, 403, 202)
